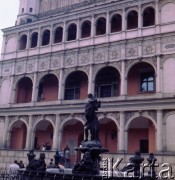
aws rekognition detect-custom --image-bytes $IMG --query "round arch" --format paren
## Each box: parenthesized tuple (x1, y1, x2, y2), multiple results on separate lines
(96, 17, 106, 36)
(126, 115, 156, 153)
(125, 114, 157, 131)
(37, 73, 59, 102)
(61, 117, 84, 164)
(60, 116, 85, 131)
(99, 115, 119, 130)
(95, 66, 121, 98)
(19, 34, 27, 50)
(126, 61, 156, 96)
(15, 76, 33, 103)
(93, 65, 121, 80)
(125, 60, 156, 77)
(99, 116, 119, 153)
(9, 120, 27, 150)
(34, 119, 54, 150)
(64, 70, 88, 100)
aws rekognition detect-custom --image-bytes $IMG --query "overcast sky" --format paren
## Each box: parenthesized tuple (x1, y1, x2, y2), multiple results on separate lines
(0, 0, 19, 53)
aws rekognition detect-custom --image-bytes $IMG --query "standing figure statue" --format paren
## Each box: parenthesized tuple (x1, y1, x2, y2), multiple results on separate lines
(84, 94, 101, 141)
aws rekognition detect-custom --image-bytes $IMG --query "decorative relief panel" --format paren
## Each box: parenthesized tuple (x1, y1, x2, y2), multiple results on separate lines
(60, 114, 70, 122)
(51, 58, 61, 69)
(113, 61, 122, 73)
(64, 53, 76, 67)
(147, 110, 157, 121)
(9, 116, 17, 125)
(109, 49, 121, 60)
(26, 61, 36, 73)
(38, 59, 49, 71)
(125, 111, 139, 122)
(78, 54, 90, 65)
(126, 48, 138, 57)
(108, 112, 120, 120)
(94, 53, 105, 63)
(15, 62, 25, 74)
(143, 45, 156, 55)
(162, 43, 175, 52)
(2, 64, 12, 76)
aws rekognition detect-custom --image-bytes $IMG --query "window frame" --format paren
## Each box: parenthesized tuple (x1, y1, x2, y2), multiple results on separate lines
(139, 72, 155, 92)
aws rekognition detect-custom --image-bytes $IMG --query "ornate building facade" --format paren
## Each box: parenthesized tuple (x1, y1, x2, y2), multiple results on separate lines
(0, 0, 175, 165)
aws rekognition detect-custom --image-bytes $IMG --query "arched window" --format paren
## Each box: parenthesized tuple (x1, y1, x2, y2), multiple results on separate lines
(96, 17, 106, 36)
(31, 32, 38, 48)
(64, 71, 88, 100)
(127, 10, 138, 30)
(54, 27, 63, 43)
(143, 7, 155, 27)
(81, 20, 91, 38)
(19, 34, 27, 50)
(67, 24, 77, 41)
(95, 67, 120, 98)
(38, 74, 58, 101)
(16, 77, 33, 103)
(111, 14, 122, 33)
(42, 29, 50, 46)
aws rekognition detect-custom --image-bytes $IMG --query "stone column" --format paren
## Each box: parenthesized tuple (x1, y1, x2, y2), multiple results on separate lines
(9, 75, 15, 104)
(50, 24, 54, 45)
(106, 12, 110, 41)
(138, 4, 142, 36)
(121, 60, 126, 96)
(26, 30, 30, 49)
(122, 8, 126, 39)
(77, 19, 80, 39)
(37, 27, 41, 47)
(1, 35, 6, 57)
(30, 130, 36, 149)
(156, 55, 161, 93)
(156, 110, 163, 152)
(58, 129, 63, 150)
(3, 116, 9, 148)
(58, 68, 64, 100)
(124, 130, 128, 152)
(88, 64, 94, 94)
(91, 15, 95, 37)
(155, 0, 160, 33)
(31, 72, 37, 103)
(25, 115, 33, 150)
(63, 22, 67, 42)
(52, 114, 61, 150)
(118, 112, 125, 152)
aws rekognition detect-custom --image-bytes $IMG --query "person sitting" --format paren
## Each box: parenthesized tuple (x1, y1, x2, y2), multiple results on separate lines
(18, 160, 25, 168)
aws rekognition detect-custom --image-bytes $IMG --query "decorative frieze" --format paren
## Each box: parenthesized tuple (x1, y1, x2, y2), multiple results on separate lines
(126, 47, 138, 57)
(143, 45, 156, 55)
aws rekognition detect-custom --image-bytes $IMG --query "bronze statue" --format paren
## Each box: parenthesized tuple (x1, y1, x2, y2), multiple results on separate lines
(27, 149, 36, 163)
(84, 94, 101, 141)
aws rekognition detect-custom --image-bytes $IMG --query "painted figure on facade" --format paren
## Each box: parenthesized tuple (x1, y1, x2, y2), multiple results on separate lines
(84, 93, 101, 141)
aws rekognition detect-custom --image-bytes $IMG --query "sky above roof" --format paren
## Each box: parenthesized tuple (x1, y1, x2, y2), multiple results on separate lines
(0, 0, 19, 53)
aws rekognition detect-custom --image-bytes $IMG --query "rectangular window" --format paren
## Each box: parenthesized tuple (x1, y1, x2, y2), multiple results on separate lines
(65, 87, 80, 100)
(96, 83, 118, 98)
(140, 73, 155, 92)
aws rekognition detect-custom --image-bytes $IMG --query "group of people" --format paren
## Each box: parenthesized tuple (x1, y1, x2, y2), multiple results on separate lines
(8, 160, 25, 178)
(39, 142, 51, 150)
(47, 145, 70, 168)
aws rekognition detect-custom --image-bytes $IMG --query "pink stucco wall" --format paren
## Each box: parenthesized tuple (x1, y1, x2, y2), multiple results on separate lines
(10, 124, 27, 149)
(99, 120, 118, 153)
